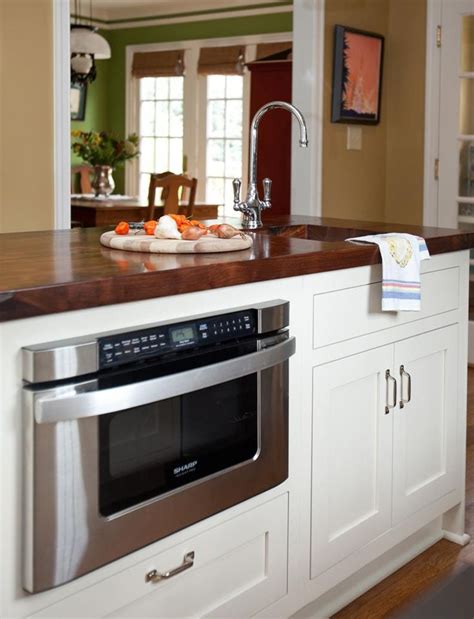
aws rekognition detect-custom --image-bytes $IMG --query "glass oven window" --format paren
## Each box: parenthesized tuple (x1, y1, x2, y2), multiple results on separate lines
(99, 374, 258, 516)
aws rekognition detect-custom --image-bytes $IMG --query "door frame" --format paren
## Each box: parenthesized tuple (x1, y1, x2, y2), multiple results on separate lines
(53, 0, 71, 230)
(423, 0, 442, 228)
(52, 0, 325, 227)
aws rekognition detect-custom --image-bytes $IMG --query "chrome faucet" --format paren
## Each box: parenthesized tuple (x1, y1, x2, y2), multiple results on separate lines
(233, 101, 308, 228)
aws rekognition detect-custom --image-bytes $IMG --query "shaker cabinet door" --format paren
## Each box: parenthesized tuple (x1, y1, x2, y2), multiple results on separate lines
(392, 325, 459, 525)
(311, 345, 394, 578)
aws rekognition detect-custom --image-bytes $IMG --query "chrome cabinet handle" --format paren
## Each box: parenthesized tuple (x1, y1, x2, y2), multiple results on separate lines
(385, 370, 397, 414)
(146, 551, 195, 584)
(399, 365, 412, 408)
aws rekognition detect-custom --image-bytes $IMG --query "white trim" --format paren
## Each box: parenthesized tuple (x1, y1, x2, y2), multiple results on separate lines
(89, 6, 292, 31)
(125, 32, 292, 198)
(459, 71, 474, 78)
(53, 0, 71, 230)
(437, 0, 473, 229)
(423, 0, 442, 226)
(87, 0, 291, 23)
(291, 0, 324, 217)
(442, 530, 471, 545)
(459, 134, 474, 141)
(125, 31, 292, 55)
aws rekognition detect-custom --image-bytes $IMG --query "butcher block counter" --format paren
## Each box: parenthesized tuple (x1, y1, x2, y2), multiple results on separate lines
(0, 215, 473, 322)
(1, 214, 473, 619)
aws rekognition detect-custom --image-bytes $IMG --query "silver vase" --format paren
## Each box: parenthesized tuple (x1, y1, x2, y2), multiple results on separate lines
(92, 165, 115, 197)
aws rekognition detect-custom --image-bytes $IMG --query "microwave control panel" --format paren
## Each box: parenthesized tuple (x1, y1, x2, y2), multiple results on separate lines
(98, 310, 256, 368)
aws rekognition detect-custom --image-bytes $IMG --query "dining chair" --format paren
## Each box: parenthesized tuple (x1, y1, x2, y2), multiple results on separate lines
(147, 173, 197, 220)
(71, 165, 93, 194)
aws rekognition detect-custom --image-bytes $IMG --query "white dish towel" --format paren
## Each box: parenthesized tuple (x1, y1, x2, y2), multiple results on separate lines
(346, 233, 430, 311)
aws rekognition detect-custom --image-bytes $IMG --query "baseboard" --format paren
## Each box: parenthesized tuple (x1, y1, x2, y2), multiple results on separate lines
(442, 531, 471, 546)
(291, 522, 443, 619)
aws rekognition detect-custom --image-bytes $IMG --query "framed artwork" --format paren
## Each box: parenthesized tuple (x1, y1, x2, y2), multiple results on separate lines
(331, 25, 384, 125)
(70, 83, 87, 121)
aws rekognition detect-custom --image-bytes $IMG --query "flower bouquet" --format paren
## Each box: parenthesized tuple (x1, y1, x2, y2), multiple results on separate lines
(71, 130, 139, 197)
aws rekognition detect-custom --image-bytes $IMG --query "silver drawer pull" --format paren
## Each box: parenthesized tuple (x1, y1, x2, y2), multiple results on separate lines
(400, 365, 412, 408)
(146, 551, 195, 584)
(385, 370, 397, 414)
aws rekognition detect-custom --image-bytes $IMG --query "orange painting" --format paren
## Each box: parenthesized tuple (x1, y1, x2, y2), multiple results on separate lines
(331, 26, 384, 124)
(343, 32, 382, 115)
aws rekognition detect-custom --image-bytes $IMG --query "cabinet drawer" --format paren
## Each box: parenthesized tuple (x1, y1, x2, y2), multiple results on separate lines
(32, 494, 288, 618)
(313, 267, 459, 349)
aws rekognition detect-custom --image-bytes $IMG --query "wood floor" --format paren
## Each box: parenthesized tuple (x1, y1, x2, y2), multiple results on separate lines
(332, 368, 474, 619)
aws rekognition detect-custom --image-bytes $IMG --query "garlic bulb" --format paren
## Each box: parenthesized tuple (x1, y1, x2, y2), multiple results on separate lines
(154, 215, 182, 240)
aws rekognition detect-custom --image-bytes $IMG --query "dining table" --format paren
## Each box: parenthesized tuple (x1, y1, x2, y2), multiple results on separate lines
(71, 196, 220, 228)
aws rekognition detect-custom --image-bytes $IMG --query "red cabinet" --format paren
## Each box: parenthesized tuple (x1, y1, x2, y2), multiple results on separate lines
(247, 59, 292, 219)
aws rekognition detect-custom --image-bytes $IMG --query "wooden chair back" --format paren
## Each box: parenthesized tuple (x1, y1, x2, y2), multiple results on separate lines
(147, 173, 197, 220)
(71, 165, 93, 194)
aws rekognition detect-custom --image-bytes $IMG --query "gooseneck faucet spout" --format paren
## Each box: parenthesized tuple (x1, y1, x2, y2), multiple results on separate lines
(233, 101, 308, 228)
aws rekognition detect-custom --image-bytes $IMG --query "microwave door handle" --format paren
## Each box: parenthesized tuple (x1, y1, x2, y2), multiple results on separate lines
(34, 336, 296, 424)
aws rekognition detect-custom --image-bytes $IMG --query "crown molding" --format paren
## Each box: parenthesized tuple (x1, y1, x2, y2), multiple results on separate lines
(71, 1, 292, 30)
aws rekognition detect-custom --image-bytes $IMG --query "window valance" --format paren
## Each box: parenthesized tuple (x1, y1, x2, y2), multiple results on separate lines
(197, 45, 244, 75)
(132, 50, 184, 78)
(255, 42, 292, 61)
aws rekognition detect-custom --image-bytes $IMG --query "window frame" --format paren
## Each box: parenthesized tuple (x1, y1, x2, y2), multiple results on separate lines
(126, 35, 291, 204)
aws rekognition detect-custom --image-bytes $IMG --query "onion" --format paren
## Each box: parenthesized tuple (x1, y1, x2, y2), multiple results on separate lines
(181, 226, 206, 241)
(214, 224, 243, 239)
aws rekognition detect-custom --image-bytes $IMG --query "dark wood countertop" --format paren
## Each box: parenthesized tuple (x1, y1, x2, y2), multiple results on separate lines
(1, 216, 473, 322)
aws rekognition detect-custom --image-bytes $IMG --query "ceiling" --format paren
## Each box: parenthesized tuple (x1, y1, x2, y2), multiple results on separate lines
(72, 0, 291, 22)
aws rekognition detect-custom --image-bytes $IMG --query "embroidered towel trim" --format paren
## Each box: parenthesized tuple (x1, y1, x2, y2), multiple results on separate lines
(346, 234, 430, 311)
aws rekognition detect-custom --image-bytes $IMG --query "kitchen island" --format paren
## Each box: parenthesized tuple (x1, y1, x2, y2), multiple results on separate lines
(0, 216, 473, 618)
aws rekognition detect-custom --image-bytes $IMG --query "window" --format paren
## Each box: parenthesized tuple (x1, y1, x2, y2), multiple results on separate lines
(138, 76, 184, 199)
(130, 40, 291, 207)
(205, 75, 244, 213)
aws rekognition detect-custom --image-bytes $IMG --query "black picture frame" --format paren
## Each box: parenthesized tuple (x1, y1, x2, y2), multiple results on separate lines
(70, 83, 87, 121)
(331, 25, 384, 125)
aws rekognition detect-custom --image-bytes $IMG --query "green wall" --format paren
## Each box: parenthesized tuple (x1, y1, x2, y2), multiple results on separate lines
(103, 12, 293, 192)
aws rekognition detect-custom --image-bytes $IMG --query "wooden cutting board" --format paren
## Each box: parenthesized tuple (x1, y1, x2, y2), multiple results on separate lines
(100, 231, 253, 254)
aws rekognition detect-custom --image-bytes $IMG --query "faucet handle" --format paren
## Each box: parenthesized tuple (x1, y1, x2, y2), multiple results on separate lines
(262, 177, 272, 209)
(232, 178, 241, 209)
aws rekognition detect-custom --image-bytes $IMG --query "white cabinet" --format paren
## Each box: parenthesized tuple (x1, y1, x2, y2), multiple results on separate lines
(311, 346, 394, 578)
(32, 494, 288, 619)
(311, 325, 460, 577)
(392, 325, 459, 525)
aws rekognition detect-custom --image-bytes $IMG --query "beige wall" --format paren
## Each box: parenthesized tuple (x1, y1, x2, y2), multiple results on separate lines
(0, 0, 55, 233)
(322, 0, 427, 225)
(322, 0, 389, 222)
(384, 0, 426, 226)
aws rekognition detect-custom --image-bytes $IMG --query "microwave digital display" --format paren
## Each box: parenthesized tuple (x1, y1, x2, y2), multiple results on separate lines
(171, 325, 196, 345)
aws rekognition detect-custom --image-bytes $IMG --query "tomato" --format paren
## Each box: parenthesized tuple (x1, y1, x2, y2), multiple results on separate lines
(144, 220, 157, 235)
(114, 221, 129, 235)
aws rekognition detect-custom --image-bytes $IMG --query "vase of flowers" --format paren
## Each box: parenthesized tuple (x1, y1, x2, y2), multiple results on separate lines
(71, 130, 139, 197)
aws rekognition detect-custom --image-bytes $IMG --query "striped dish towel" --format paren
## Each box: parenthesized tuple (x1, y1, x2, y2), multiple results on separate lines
(346, 234, 430, 311)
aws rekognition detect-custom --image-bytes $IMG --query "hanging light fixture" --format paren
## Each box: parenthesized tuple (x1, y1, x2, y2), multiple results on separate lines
(235, 48, 246, 76)
(174, 52, 185, 77)
(71, 0, 111, 85)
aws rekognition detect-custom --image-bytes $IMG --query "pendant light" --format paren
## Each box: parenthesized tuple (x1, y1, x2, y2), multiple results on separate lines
(174, 52, 185, 76)
(71, 0, 111, 85)
(235, 48, 246, 75)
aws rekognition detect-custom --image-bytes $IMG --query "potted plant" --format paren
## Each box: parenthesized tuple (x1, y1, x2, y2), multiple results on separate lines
(71, 130, 139, 197)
